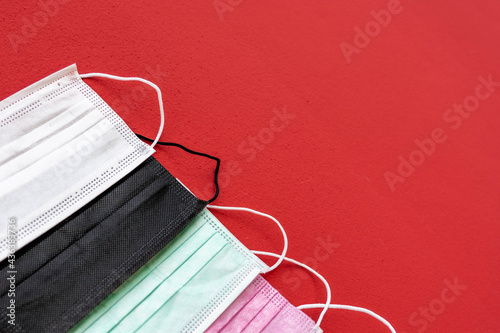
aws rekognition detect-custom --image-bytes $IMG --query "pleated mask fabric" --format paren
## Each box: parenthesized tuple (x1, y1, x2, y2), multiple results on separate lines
(69, 208, 269, 333)
(0, 156, 207, 333)
(206, 275, 321, 333)
(0, 64, 155, 260)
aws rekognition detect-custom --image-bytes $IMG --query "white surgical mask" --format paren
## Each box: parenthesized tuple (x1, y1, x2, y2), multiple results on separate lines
(0, 64, 157, 260)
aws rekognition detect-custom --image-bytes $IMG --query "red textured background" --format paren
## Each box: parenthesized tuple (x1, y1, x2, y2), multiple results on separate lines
(1, 1, 499, 332)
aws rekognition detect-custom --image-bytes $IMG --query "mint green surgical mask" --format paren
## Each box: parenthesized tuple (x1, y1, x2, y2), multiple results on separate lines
(69, 209, 269, 333)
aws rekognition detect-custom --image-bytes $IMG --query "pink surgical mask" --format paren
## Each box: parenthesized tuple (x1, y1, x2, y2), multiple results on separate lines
(206, 251, 397, 333)
(206, 275, 321, 333)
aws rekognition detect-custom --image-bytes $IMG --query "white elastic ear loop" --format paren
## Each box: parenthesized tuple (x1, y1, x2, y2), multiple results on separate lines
(206, 205, 288, 273)
(79, 72, 165, 148)
(297, 304, 397, 333)
(251, 251, 331, 332)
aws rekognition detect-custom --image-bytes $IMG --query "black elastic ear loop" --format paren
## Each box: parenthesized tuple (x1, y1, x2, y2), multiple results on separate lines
(136, 133, 220, 204)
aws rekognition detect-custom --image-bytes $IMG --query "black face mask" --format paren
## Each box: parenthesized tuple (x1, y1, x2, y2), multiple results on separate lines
(0, 139, 219, 333)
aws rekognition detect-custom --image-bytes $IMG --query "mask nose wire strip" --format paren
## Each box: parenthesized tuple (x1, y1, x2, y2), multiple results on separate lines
(297, 304, 397, 333)
(136, 134, 220, 204)
(250, 251, 331, 332)
(79, 72, 165, 148)
(205, 206, 288, 273)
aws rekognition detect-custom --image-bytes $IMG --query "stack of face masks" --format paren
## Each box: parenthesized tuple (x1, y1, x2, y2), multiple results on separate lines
(0, 64, 397, 333)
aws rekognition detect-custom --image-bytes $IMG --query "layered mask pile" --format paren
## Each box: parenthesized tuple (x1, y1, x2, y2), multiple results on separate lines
(0, 64, 396, 333)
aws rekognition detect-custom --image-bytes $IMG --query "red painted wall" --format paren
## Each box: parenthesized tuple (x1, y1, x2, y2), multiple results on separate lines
(1, 1, 499, 332)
